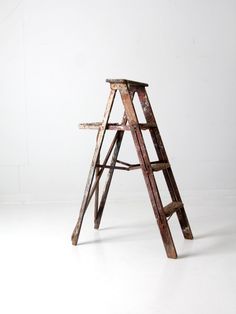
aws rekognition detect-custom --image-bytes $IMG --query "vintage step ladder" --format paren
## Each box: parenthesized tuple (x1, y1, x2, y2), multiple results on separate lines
(71, 79, 193, 259)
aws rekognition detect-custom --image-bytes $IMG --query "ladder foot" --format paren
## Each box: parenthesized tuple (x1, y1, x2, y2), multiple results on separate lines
(183, 227, 194, 240)
(94, 222, 100, 229)
(94, 216, 101, 229)
(165, 245, 178, 259)
(159, 222, 178, 259)
(164, 240, 178, 259)
(71, 234, 78, 246)
(176, 208, 194, 240)
(167, 252, 178, 259)
(71, 227, 80, 245)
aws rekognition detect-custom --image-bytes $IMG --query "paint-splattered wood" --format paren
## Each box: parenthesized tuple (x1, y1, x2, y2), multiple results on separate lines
(106, 79, 148, 87)
(163, 201, 183, 217)
(79, 122, 156, 130)
(72, 78, 193, 259)
(129, 162, 170, 172)
(136, 85, 193, 240)
(71, 89, 116, 245)
(119, 83, 177, 259)
(94, 109, 131, 229)
(96, 161, 170, 172)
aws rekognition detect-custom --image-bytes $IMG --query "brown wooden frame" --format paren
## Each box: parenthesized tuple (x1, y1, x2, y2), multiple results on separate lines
(71, 79, 193, 259)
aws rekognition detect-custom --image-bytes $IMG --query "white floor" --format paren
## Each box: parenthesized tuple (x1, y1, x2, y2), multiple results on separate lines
(0, 190, 236, 314)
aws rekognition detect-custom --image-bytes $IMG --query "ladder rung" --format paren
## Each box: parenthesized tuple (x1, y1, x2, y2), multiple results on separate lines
(79, 123, 156, 130)
(163, 201, 183, 217)
(151, 162, 170, 172)
(129, 161, 170, 172)
(96, 161, 169, 172)
(79, 122, 101, 129)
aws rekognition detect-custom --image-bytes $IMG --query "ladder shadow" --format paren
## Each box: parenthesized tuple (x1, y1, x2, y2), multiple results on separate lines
(194, 224, 236, 239)
(79, 222, 157, 246)
(99, 223, 150, 231)
(79, 221, 236, 259)
(179, 223, 236, 258)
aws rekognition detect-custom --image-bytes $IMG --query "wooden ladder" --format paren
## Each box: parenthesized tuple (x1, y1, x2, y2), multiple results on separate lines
(71, 79, 193, 259)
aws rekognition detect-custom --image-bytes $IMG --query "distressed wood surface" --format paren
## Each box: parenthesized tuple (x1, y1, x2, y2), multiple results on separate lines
(106, 78, 148, 87)
(96, 161, 170, 172)
(119, 83, 177, 259)
(72, 78, 193, 258)
(136, 86, 193, 240)
(163, 201, 183, 217)
(94, 130, 124, 229)
(94, 109, 131, 229)
(129, 161, 170, 172)
(94, 132, 100, 222)
(71, 89, 116, 245)
(79, 122, 156, 130)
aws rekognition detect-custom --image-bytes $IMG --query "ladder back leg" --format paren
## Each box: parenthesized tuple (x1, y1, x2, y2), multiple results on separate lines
(71, 89, 116, 245)
(94, 130, 124, 229)
(94, 133, 100, 223)
(94, 110, 131, 229)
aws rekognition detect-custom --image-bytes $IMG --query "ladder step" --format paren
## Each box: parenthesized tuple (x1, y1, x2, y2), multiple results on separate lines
(163, 201, 183, 217)
(97, 161, 170, 172)
(151, 162, 170, 172)
(79, 122, 156, 130)
(129, 161, 170, 172)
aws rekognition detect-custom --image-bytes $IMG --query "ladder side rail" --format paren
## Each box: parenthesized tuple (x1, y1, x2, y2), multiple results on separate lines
(118, 83, 177, 258)
(136, 86, 193, 240)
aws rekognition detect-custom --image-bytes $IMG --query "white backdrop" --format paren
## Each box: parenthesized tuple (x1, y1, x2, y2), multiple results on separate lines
(0, 0, 236, 203)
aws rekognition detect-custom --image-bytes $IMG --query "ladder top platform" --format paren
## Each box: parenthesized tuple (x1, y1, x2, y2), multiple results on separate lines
(106, 79, 148, 87)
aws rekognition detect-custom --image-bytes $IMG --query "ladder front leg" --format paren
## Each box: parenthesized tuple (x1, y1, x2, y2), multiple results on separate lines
(137, 86, 193, 241)
(119, 85, 177, 258)
(158, 219, 177, 259)
(132, 126, 177, 258)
